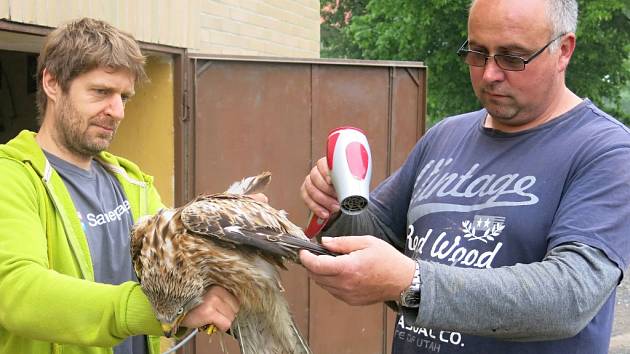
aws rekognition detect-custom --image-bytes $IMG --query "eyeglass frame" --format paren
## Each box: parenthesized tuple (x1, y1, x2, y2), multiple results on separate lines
(456, 33, 566, 72)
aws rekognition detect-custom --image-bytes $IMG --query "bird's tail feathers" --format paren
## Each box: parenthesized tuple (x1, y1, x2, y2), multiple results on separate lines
(226, 171, 272, 195)
(235, 320, 312, 354)
(234, 297, 312, 354)
(289, 321, 312, 354)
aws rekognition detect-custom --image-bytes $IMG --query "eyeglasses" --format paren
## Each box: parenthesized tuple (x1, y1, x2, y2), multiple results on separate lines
(456, 34, 565, 71)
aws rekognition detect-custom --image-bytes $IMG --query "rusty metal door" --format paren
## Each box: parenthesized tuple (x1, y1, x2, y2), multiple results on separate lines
(180, 55, 426, 354)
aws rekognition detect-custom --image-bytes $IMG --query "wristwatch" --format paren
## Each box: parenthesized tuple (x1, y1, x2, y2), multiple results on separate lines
(399, 260, 421, 308)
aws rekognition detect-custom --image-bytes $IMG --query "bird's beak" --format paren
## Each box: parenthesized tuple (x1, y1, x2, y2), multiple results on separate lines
(161, 315, 185, 338)
(161, 323, 175, 338)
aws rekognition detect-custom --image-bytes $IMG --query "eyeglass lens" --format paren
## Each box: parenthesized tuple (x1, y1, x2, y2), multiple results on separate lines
(462, 52, 525, 71)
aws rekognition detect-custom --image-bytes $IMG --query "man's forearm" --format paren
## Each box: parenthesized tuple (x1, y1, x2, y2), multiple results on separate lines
(323, 210, 620, 341)
(411, 242, 619, 341)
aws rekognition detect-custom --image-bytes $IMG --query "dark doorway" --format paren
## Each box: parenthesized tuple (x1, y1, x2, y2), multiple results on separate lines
(0, 49, 39, 143)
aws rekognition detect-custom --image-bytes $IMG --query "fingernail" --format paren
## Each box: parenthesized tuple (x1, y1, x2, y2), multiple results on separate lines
(321, 237, 332, 243)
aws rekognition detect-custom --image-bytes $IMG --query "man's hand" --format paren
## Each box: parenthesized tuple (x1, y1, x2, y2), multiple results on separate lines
(248, 193, 268, 204)
(180, 285, 239, 332)
(299, 236, 416, 305)
(300, 157, 340, 219)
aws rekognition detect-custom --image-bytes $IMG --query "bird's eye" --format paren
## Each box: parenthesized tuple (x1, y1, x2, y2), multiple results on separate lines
(176, 307, 184, 315)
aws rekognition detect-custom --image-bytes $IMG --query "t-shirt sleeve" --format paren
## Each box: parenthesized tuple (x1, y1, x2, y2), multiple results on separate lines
(547, 144, 630, 276)
(369, 136, 429, 250)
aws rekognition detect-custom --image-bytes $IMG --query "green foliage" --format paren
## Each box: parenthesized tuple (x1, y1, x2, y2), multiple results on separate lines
(569, 1, 630, 124)
(320, 0, 630, 126)
(320, 0, 369, 58)
(321, 0, 479, 125)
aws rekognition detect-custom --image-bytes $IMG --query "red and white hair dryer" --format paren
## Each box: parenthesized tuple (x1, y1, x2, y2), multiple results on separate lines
(305, 126, 372, 238)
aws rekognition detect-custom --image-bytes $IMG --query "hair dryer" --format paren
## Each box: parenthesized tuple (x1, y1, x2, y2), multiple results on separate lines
(305, 126, 372, 238)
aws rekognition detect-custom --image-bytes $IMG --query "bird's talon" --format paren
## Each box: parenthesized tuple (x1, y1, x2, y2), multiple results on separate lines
(201, 324, 217, 336)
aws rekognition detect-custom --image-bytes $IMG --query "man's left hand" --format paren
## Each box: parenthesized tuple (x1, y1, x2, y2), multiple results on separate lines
(299, 236, 416, 306)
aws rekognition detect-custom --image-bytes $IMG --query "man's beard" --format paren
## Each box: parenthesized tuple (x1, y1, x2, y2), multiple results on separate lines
(481, 98, 519, 122)
(55, 95, 118, 158)
(477, 85, 520, 122)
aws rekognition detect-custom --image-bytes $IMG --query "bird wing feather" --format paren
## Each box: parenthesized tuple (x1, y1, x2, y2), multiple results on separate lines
(225, 171, 271, 195)
(130, 217, 148, 282)
(180, 196, 337, 263)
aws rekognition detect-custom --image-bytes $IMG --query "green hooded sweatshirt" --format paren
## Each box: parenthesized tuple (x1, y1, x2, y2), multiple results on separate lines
(0, 131, 164, 354)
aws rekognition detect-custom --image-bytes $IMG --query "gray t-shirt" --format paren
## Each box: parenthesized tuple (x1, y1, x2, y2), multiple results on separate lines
(45, 152, 147, 354)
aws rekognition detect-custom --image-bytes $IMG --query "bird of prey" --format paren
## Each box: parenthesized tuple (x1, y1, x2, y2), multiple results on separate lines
(130, 172, 334, 354)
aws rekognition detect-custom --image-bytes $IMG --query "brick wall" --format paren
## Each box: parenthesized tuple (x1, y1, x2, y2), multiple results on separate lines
(199, 0, 320, 58)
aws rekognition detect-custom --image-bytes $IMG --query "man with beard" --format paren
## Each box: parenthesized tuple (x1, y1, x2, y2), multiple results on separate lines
(0, 18, 239, 354)
(299, 0, 630, 353)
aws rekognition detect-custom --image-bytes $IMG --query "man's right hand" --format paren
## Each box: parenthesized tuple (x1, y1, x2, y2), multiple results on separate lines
(180, 285, 239, 333)
(300, 157, 340, 219)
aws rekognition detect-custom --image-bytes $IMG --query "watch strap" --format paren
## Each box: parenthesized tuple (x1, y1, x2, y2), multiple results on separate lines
(399, 260, 421, 308)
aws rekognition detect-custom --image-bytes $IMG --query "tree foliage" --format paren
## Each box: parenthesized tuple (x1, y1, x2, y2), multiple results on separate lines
(320, 0, 369, 59)
(568, 1, 630, 122)
(320, 0, 630, 125)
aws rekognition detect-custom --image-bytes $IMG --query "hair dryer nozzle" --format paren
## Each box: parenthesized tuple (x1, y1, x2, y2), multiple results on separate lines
(339, 195, 368, 214)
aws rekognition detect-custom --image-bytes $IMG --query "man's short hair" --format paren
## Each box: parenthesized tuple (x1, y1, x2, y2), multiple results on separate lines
(35, 17, 147, 121)
(468, 0, 578, 51)
(547, 0, 578, 51)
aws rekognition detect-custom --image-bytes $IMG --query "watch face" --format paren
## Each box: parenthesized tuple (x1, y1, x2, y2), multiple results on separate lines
(401, 289, 420, 307)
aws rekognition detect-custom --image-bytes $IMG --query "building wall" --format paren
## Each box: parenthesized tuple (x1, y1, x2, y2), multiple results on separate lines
(0, 0, 200, 49)
(199, 0, 320, 57)
(0, 0, 320, 204)
(0, 0, 320, 57)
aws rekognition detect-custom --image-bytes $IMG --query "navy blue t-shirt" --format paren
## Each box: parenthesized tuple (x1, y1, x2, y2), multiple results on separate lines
(370, 100, 630, 353)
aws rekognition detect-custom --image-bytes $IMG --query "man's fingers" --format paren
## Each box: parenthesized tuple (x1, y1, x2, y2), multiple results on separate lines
(195, 309, 233, 333)
(300, 177, 328, 218)
(301, 176, 339, 219)
(207, 285, 240, 315)
(300, 250, 345, 276)
(183, 286, 240, 332)
(320, 236, 375, 254)
(299, 157, 341, 219)
(315, 157, 333, 185)
(302, 235, 413, 306)
(308, 169, 338, 202)
(207, 312, 233, 333)
(248, 193, 268, 203)
(300, 237, 378, 275)
(312, 158, 333, 190)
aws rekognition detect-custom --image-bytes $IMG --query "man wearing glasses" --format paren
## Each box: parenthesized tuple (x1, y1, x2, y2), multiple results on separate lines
(299, 0, 630, 353)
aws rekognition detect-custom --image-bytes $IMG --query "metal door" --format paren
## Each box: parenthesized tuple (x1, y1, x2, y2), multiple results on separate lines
(181, 55, 426, 354)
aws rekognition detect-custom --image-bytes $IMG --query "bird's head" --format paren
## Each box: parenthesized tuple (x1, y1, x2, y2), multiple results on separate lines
(142, 261, 206, 337)
(133, 208, 207, 337)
